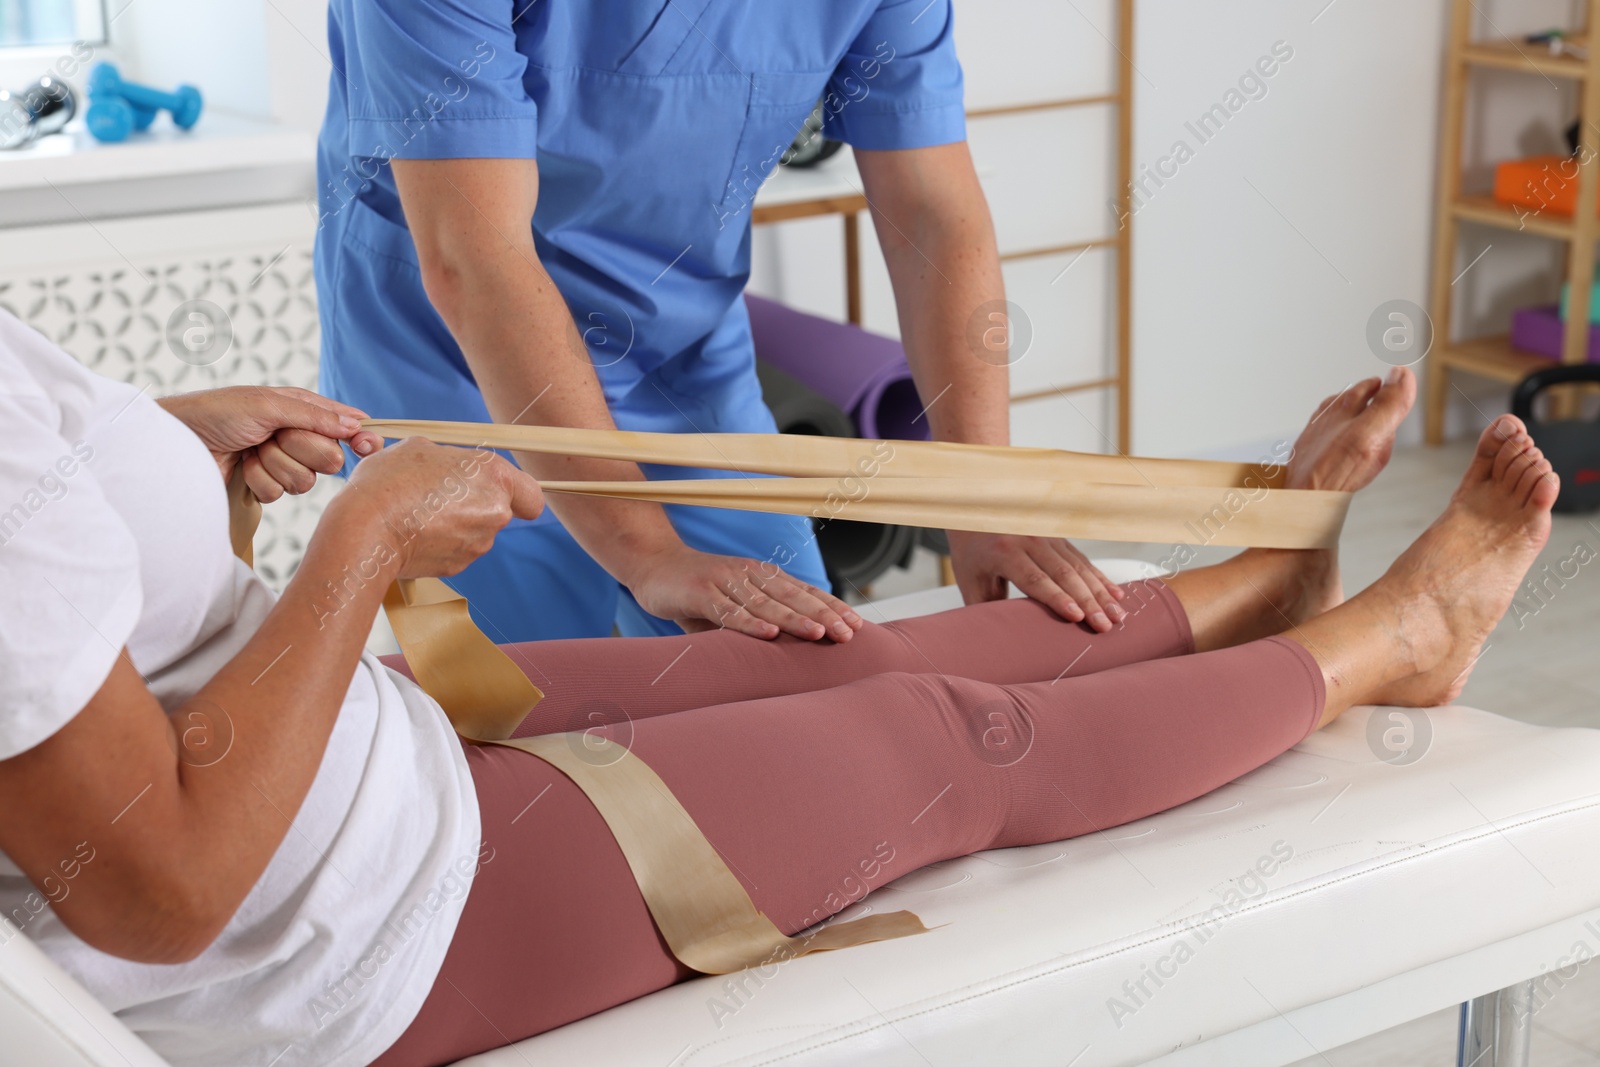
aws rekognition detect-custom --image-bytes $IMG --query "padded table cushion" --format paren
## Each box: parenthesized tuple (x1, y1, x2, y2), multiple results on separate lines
(457, 591, 1600, 1067)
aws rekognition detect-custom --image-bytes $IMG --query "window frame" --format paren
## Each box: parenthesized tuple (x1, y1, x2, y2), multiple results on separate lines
(0, 0, 111, 101)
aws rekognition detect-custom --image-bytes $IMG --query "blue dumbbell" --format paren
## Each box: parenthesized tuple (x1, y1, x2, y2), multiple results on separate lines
(85, 63, 201, 143)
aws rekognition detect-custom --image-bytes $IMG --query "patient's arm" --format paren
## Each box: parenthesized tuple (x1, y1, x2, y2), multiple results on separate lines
(0, 439, 540, 964)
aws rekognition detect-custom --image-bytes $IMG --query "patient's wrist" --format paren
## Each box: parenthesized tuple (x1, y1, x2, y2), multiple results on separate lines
(313, 490, 407, 585)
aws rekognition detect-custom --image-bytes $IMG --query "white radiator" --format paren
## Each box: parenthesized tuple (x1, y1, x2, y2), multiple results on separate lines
(0, 201, 330, 588)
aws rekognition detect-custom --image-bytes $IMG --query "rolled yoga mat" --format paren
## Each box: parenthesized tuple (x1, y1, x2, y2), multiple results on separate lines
(754, 358, 917, 589)
(745, 293, 930, 442)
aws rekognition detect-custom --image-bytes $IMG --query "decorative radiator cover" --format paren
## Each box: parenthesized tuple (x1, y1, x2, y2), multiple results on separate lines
(0, 203, 332, 589)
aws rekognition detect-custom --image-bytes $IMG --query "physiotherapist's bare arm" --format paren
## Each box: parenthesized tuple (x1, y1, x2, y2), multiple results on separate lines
(855, 142, 1010, 447)
(392, 157, 688, 589)
(856, 143, 1126, 628)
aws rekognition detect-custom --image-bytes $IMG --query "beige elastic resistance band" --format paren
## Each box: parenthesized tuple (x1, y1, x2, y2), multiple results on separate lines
(491, 733, 929, 973)
(361, 419, 1348, 550)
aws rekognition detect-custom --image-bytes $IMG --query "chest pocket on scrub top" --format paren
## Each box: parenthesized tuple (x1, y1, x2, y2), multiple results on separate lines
(612, 2, 825, 218)
(717, 71, 830, 217)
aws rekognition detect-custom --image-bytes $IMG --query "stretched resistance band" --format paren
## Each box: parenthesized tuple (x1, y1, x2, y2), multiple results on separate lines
(361, 419, 1348, 550)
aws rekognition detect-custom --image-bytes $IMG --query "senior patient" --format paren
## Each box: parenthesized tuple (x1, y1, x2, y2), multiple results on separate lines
(0, 309, 1558, 1067)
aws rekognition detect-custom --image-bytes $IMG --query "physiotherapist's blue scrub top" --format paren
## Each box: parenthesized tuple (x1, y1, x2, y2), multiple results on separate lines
(313, 0, 967, 640)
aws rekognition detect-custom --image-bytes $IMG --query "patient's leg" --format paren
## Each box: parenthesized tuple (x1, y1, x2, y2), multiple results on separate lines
(1288, 415, 1555, 726)
(377, 631, 1326, 1066)
(1163, 368, 1415, 651)
(376, 415, 1549, 1067)
(498, 580, 1194, 735)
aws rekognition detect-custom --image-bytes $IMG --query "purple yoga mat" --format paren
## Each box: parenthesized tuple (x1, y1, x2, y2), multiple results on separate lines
(744, 294, 930, 441)
(1510, 305, 1600, 363)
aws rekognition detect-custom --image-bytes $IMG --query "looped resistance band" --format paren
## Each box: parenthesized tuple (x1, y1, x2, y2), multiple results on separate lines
(360, 419, 1349, 550)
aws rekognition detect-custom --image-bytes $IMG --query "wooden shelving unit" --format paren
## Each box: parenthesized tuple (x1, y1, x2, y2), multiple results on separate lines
(1426, 0, 1600, 442)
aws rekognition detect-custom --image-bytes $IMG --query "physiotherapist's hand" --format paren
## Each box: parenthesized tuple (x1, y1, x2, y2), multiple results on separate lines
(159, 386, 387, 502)
(945, 530, 1126, 633)
(624, 545, 865, 642)
(341, 438, 545, 579)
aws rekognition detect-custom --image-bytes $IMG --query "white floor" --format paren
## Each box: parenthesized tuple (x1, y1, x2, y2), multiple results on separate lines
(866, 439, 1600, 1066)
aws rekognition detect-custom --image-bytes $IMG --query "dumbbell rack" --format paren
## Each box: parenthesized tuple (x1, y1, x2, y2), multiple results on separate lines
(1425, 0, 1600, 443)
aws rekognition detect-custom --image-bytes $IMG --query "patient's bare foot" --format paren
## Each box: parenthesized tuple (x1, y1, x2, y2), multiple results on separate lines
(1254, 368, 1418, 621)
(1357, 416, 1555, 708)
(1286, 368, 1416, 493)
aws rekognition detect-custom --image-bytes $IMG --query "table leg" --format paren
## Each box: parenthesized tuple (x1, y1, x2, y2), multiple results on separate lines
(1457, 979, 1534, 1067)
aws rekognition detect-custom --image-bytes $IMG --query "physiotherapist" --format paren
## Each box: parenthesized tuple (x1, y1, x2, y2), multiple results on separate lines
(312, 0, 1127, 643)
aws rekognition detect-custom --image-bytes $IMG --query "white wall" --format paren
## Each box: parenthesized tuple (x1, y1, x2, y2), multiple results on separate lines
(260, 0, 332, 132)
(1129, 0, 1447, 457)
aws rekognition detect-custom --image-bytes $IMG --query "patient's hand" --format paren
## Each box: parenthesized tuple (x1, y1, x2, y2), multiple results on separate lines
(340, 437, 545, 579)
(158, 386, 386, 501)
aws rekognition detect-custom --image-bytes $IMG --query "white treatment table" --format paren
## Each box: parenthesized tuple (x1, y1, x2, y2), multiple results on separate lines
(4, 563, 1598, 1067)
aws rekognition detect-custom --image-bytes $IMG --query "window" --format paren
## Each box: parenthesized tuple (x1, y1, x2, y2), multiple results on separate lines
(0, 0, 105, 49)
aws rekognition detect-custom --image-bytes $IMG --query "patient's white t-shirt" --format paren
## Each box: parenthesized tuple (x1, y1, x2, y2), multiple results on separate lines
(0, 312, 481, 1067)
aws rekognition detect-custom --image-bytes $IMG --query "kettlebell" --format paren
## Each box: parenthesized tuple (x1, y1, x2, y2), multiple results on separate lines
(1512, 363, 1600, 513)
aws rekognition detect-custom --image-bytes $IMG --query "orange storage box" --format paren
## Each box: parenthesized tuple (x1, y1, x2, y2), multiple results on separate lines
(1494, 154, 1600, 217)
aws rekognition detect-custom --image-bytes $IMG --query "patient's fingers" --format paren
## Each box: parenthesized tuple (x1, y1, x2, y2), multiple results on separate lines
(271, 386, 369, 428)
(274, 427, 346, 475)
(241, 448, 286, 503)
(256, 438, 319, 495)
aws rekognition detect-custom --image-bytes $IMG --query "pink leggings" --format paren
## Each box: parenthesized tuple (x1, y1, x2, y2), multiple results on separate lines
(372, 581, 1323, 1066)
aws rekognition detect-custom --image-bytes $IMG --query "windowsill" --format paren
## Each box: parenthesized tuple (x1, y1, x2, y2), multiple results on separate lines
(0, 111, 316, 227)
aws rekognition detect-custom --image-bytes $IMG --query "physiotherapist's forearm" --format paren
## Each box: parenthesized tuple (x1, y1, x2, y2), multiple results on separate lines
(859, 143, 1011, 447)
(888, 223, 1011, 447)
(392, 159, 685, 586)
(423, 251, 688, 579)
